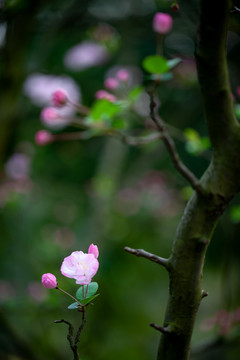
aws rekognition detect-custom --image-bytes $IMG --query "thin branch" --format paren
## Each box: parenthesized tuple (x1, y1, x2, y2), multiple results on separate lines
(148, 90, 202, 193)
(150, 323, 172, 334)
(106, 129, 162, 146)
(124, 246, 169, 269)
(75, 308, 86, 346)
(54, 319, 74, 350)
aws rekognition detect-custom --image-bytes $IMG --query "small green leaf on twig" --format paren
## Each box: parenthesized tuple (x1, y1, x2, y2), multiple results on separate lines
(80, 293, 100, 305)
(142, 55, 169, 74)
(68, 302, 81, 310)
(167, 58, 181, 69)
(76, 282, 99, 301)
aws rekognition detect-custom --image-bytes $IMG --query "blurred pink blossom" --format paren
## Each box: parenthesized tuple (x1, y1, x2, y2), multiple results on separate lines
(0, 280, 15, 302)
(28, 282, 47, 302)
(152, 12, 173, 34)
(116, 69, 129, 82)
(52, 89, 68, 107)
(64, 41, 109, 71)
(40, 107, 60, 122)
(23, 73, 80, 118)
(41, 273, 58, 289)
(5, 153, 30, 180)
(104, 77, 119, 90)
(105, 65, 142, 90)
(61, 250, 99, 285)
(88, 244, 99, 259)
(95, 89, 116, 102)
(35, 130, 53, 146)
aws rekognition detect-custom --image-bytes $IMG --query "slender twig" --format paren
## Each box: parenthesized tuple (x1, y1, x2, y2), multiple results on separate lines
(75, 308, 86, 346)
(124, 246, 169, 269)
(150, 323, 172, 334)
(54, 309, 86, 360)
(106, 129, 162, 146)
(148, 89, 202, 192)
(56, 287, 82, 306)
(54, 319, 75, 355)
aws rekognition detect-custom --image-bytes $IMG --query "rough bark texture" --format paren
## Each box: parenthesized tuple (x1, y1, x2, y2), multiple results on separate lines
(157, 1, 240, 359)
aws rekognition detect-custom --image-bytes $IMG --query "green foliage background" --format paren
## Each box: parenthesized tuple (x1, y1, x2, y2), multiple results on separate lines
(0, 0, 240, 359)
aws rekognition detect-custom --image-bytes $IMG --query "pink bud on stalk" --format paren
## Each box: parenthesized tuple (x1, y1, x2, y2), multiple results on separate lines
(116, 69, 129, 82)
(41, 273, 58, 289)
(35, 130, 53, 146)
(95, 90, 116, 103)
(51, 89, 68, 107)
(88, 243, 99, 258)
(104, 77, 119, 90)
(152, 12, 173, 34)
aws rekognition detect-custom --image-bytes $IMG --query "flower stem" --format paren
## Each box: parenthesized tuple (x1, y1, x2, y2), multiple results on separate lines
(56, 287, 82, 305)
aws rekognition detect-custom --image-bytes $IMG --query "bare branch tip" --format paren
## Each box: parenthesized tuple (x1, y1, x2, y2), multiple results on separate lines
(201, 290, 209, 299)
(150, 323, 171, 334)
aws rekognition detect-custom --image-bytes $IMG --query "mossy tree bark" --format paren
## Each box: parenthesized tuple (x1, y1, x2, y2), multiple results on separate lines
(157, 1, 240, 359)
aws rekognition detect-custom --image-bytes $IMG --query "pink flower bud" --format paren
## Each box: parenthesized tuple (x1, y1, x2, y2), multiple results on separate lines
(153, 12, 173, 34)
(95, 89, 116, 102)
(41, 273, 57, 289)
(51, 89, 68, 107)
(35, 130, 53, 146)
(88, 244, 99, 259)
(116, 69, 129, 82)
(40, 107, 59, 122)
(104, 77, 119, 90)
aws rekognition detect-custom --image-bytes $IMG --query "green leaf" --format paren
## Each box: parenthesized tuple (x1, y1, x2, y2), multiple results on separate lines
(89, 99, 122, 123)
(80, 294, 100, 305)
(167, 58, 181, 69)
(184, 128, 200, 141)
(230, 205, 240, 223)
(142, 55, 169, 74)
(68, 302, 80, 310)
(76, 282, 99, 301)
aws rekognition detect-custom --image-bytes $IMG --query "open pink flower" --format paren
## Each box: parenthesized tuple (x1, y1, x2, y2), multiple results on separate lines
(61, 251, 99, 285)
(41, 273, 58, 289)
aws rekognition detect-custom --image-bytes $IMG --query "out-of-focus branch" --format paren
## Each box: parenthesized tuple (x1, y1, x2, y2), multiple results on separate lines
(124, 246, 169, 269)
(148, 90, 202, 192)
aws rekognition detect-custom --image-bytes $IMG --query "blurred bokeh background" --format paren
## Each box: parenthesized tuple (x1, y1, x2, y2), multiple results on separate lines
(1, 0, 240, 359)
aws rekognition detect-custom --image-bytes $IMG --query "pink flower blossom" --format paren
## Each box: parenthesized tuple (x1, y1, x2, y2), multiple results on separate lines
(116, 69, 129, 82)
(52, 89, 68, 107)
(95, 89, 116, 102)
(152, 13, 173, 34)
(35, 130, 53, 146)
(104, 77, 119, 90)
(64, 41, 109, 71)
(88, 244, 99, 259)
(41, 273, 58, 289)
(61, 250, 99, 285)
(40, 107, 60, 123)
